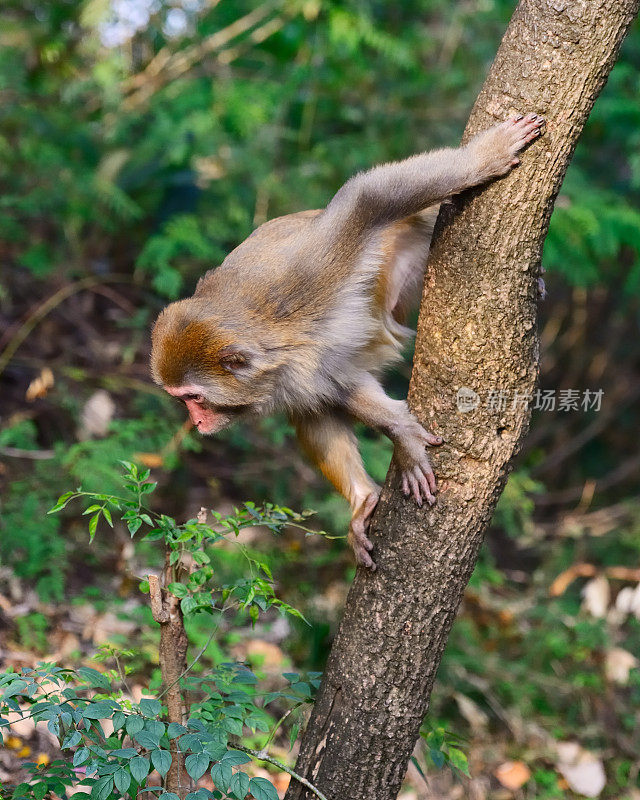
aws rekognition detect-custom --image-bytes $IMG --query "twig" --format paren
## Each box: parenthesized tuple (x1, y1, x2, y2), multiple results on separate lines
(122, 3, 279, 109)
(148, 575, 169, 623)
(0, 446, 55, 460)
(155, 622, 219, 701)
(0, 274, 132, 379)
(550, 562, 640, 597)
(232, 744, 330, 800)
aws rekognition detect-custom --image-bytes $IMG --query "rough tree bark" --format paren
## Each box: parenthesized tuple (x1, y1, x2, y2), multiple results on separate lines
(285, 2, 639, 799)
(149, 566, 189, 799)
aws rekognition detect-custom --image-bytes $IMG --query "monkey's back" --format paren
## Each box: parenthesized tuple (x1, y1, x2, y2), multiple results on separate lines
(193, 206, 436, 385)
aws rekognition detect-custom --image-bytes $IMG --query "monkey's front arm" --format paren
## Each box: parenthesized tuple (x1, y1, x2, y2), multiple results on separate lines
(323, 114, 545, 231)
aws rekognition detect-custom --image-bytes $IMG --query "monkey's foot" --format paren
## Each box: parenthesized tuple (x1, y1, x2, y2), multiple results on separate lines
(348, 491, 380, 570)
(469, 112, 545, 179)
(395, 422, 443, 507)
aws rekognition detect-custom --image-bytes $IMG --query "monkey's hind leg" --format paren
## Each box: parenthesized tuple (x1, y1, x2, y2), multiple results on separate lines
(293, 411, 381, 569)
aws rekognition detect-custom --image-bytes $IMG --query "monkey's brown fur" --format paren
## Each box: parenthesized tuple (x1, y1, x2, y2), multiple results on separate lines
(151, 114, 545, 568)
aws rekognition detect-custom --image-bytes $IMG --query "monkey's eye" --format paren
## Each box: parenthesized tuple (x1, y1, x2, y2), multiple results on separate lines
(184, 393, 205, 403)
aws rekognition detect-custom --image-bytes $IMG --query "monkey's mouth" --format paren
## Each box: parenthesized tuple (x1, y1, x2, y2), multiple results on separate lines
(195, 403, 251, 435)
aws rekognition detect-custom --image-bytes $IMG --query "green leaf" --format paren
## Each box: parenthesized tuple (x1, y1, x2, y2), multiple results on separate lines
(159, 794, 180, 800)
(2, 679, 27, 698)
(448, 747, 470, 776)
(112, 748, 138, 759)
(203, 741, 227, 761)
(78, 667, 111, 690)
(134, 730, 160, 749)
(73, 747, 90, 766)
(114, 767, 131, 795)
(48, 491, 75, 514)
(62, 730, 82, 749)
(151, 748, 172, 777)
(181, 595, 199, 615)
(91, 775, 113, 800)
(289, 722, 300, 750)
(221, 716, 243, 736)
(229, 770, 250, 800)
(248, 776, 279, 800)
(125, 715, 145, 736)
(33, 784, 47, 800)
(210, 761, 232, 792)
(103, 507, 114, 527)
(221, 751, 251, 766)
(167, 582, 188, 598)
(112, 711, 126, 731)
(185, 752, 210, 781)
(146, 720, 166, 739)
(430, 747, 445, 769)
(167, 723, 187, 739)
(130, 756, 150, 784)
(88, 512, 100, 541)
(178, 733, 203, 753)
(140, 698, 161, 718)
(82, 701, 113, 719)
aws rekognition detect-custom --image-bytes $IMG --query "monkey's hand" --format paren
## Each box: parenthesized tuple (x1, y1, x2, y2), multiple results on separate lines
(348, 491, 381, 570)
(393, 420, 444, 507)
(466, 113, 545, 182)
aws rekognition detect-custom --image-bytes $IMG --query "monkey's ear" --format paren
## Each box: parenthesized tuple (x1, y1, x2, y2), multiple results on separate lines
(219, 345, 251, 372)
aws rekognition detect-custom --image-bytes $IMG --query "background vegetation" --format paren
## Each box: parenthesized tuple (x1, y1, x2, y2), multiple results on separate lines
(1, 1, 639, 798)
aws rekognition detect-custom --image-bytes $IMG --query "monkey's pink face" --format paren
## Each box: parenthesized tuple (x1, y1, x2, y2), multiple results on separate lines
(164, 385, 232, 435)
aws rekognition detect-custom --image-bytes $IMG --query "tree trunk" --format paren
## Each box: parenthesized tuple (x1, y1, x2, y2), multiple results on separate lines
(149, 564, 189, 799)
(285, 2, 639, 799)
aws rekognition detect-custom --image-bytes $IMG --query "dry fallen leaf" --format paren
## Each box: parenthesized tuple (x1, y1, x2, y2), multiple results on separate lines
(91, 611, 137, 645)
(77, 390, 115, 440)
(581, 575, 610, 618)
(494, 761, 531, 790)
(605, 647, 638, 685)
(454, 692, 489, 733)
(556, 741, 606, 798)
(615, 583, 640, 619)
(550, 563, 596, 597)
(135, 452, 164, 468)
(232, 639, 285, 669)
(25, 367, 54, 401)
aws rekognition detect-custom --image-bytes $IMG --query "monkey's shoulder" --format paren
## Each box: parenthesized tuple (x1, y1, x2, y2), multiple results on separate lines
(194, 209, 325, 296)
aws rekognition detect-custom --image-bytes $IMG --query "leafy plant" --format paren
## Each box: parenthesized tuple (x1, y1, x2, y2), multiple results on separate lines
(0, 463, 331, 800)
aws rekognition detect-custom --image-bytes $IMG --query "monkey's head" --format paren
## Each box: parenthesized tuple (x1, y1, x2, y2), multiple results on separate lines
(151, 299, 272, 435)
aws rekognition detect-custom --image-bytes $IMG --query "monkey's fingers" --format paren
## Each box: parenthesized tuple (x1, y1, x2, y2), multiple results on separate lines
(401, 459, 437, 506)
(423, 431, 444, 447)
(414, 464, 436, 505)
(349, 527, 376, 570)
(507, 113, 545, 150)
(362, 490, 380, 521)
(348, 491, 379, 570)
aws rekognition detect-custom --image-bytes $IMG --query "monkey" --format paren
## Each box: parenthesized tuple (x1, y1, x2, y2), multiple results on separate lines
(151, 113, 545, 569)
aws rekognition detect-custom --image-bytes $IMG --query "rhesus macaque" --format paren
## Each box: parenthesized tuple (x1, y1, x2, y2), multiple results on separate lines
(151, 113, 545, 568)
